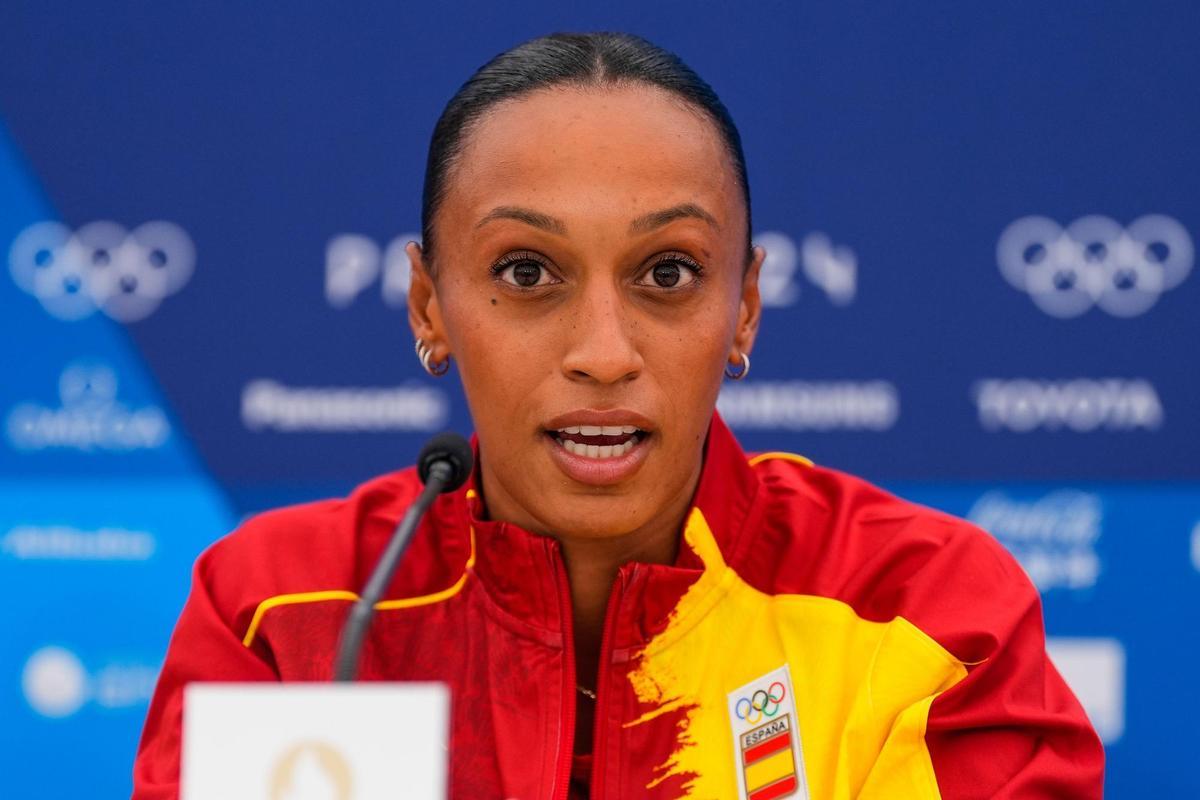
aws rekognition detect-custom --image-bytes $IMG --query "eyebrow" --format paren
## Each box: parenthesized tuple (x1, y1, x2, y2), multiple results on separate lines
(475, 206, 566, 235)
(474, 202, 719, 236)
(629, 202, 720, 234)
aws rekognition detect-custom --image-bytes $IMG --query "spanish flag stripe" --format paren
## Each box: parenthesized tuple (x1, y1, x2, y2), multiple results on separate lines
(744, 747, 795, 792)
(748, 775, 799, 800)
(743, 729, 791, 765)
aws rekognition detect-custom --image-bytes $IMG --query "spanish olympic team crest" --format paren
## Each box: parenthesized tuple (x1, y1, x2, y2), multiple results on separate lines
(726, 664, 809, 800)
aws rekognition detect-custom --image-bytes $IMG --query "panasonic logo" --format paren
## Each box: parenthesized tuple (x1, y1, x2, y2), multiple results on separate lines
(241, 379, 448, 432)
(717, 381, 899, 431)
(973, 379, 1163, 432)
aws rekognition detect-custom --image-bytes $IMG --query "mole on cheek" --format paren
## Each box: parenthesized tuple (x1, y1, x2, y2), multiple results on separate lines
(490, 297, 497, 306)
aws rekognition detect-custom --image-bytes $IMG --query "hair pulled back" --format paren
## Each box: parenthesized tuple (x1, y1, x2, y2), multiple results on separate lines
(420, 31, 752, 263)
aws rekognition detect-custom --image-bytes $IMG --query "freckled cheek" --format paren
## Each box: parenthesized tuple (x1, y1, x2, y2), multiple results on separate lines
(449, 308, 553, 436)
(457, 328, 523, 394)
(647, 306, 731, 438)
(648, 327, 725, 406)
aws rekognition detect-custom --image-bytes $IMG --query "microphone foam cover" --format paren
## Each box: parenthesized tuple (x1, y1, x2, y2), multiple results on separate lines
(417, 431, 474, 492)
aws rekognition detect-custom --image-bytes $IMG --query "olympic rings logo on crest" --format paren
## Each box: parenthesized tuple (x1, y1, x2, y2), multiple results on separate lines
(734, 681, 787, 725)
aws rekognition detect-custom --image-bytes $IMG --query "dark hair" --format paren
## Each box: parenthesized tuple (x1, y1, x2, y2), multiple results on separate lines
(420, 31, 752, 264)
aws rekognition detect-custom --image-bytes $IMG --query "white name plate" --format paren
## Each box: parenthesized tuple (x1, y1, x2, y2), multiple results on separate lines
(182, 682, 449, 800)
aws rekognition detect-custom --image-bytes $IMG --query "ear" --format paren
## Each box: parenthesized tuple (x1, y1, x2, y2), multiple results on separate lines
(729, 244, 765, 366)
(406, 241, 450, 362)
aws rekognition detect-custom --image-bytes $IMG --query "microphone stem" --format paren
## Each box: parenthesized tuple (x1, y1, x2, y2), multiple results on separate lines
(333, 462, 451, 681)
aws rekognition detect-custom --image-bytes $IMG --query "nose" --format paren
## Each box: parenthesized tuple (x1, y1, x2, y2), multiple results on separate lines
(560, 280, 643, 385)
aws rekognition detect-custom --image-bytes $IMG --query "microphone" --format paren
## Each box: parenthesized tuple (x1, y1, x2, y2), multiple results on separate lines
(333, 432, 473, 682)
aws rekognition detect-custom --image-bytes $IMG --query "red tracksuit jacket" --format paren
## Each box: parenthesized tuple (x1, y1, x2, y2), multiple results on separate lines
(133, 414, 1104, 799)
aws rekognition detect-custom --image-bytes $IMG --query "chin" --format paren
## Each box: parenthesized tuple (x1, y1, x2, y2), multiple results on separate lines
(542, 506, 652, 542)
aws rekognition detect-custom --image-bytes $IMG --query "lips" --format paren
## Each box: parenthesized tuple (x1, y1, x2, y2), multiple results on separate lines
(542, 412, 653, 485)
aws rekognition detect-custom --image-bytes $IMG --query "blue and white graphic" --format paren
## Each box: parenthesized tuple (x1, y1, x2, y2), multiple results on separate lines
(324, 232, 421, 309)
(21, 645, 158, 719)
(997, 215, 1193, 319)
(7, 360, 171, 452)
(8, 220, 195, 322)
(972, 378, 1164, 434)
(1047, 637, 1126, 745)
(1, 2, 1197, 796)
(968, 490, 1103, 593)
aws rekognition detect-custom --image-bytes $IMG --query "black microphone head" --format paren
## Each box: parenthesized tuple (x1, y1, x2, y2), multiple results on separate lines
(417, 432, 474, 492)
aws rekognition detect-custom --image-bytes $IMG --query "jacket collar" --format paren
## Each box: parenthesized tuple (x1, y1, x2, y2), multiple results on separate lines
(446, 412, 762, 643)
(678, 411, 763, 572)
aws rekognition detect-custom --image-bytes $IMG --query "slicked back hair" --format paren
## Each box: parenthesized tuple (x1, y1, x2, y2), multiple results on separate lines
(420, 32, 752, 266)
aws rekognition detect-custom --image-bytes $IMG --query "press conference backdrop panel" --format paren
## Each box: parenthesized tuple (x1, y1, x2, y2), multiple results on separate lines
(1, 3, 1197, 796)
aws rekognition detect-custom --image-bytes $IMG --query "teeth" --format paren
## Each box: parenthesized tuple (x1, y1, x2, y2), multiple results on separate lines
(556, 436, 639, 459)
(555, 424, 643, 436)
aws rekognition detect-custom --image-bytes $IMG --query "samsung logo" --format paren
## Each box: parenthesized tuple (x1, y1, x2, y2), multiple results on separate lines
(973, 378, 1163, 432)
(718, 380, 899, 431)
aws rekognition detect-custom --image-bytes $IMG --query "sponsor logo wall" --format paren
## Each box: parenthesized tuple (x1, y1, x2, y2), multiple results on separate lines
(0, 114, 234, 795)
(1, 3, 1197, 797)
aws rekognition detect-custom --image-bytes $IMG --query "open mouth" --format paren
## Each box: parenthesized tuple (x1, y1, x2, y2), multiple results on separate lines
(547, 425, 649, 459)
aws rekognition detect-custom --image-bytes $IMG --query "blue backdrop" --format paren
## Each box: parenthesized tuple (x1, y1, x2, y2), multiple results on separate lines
(2, 2, 1197, 796)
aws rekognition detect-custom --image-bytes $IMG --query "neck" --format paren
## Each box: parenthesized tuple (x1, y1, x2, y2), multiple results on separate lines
(553, 490, 689, 758)
(475, 459, 701, 756)
(475, 462, 700, 679)
(557, 507, 683, 674)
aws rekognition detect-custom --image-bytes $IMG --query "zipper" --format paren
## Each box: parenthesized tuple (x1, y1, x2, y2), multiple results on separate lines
(550, 540, 577, 800)
(589, 565, 630, 800)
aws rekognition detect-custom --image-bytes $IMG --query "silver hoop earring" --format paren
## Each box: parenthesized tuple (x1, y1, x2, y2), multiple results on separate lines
(425, 353, 450, 377)
(724, 352, 750, 380)
(415, 338, 450, 377)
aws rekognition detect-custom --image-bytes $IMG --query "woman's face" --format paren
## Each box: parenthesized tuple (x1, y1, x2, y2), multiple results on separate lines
(409, 84, 762, 542)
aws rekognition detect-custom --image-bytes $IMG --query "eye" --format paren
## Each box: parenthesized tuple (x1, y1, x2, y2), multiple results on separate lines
(491, 251, 559, 288)
(636, 253, 702, 289)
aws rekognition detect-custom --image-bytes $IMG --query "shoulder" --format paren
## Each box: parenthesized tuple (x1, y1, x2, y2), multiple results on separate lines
(194, 468, 425, 620)
(744, 453, 1037, 661)
(749, 450, 997, 556)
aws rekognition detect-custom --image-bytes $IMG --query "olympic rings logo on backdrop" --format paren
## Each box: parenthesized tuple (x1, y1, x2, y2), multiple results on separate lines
(734, 681, 787, 724)
(996, 214, 1193, 318)
(8, 220, 195, 322)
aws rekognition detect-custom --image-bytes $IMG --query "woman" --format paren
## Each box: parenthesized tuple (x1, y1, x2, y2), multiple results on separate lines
(134, 32, 1103, 799)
